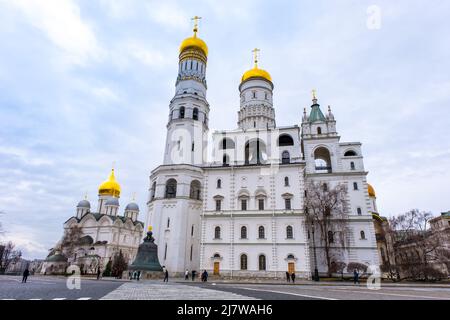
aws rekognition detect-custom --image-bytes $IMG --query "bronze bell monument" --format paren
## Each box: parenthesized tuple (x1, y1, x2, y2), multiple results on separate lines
(128, 226, 163, 279)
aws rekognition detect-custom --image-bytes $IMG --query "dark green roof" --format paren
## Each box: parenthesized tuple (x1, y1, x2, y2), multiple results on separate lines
(309, 104, 326, 122)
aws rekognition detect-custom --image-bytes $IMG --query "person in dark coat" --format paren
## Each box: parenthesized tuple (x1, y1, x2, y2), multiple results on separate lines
(291, 272, 296, 283)
(353, 269, 360, 284)
(137, 271, 141, 281)
(164, 269, 169, 282)
(286, 271, 290, 282)
(202, 270, 208, 282)
(22, 268, 30, 283)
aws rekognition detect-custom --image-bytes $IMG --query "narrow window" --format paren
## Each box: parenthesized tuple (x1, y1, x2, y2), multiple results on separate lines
(285, 198, 292, 210)
(190, 245, 193, 261)
(282, 151, 290, 164)
(258, 199, 265, 211)
(241, 199, 247, 211)
(252, 91, 256, 99)
(191, 225, 194, 237)
(215, 200, 222, 212)
(241, 226, 247, 239)
(240, 254, 248, 270)
(360, 231, 366, 240)
(357, 207, 362, 215)
(353, 182, 359, 190)
(351, 162, 355, 170)
(317, 127, 322, 134)
(323, 183, 328, 192)
(259, 255, 266, 271)
(214, 226, 221, 239)
(167, 218, 170, 228)
(192, 142, 195, 152)
(179, 107, 185, 119)
(217, 179, 222, 189)
(284, 177, 289, 186)
(328, 231, 334, 243)
(286, 226, 293, 239)
(193, 108, 199, 120)
(190, 60, 193, 69)
(164, 243, 168, 260)
(258, 226, 265, 239)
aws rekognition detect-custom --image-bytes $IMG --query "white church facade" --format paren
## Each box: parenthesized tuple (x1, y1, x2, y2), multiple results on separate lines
(147, 19, 380, 279)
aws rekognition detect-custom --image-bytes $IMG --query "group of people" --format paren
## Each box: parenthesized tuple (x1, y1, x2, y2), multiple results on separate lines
(128, 270, 141, 281)
(182, 269, 209, 282)
(285, 272, 296, 283)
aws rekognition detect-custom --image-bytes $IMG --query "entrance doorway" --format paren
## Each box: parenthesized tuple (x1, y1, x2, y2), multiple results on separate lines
(213, 262, 220, 275)
(288, 262, 295, 274)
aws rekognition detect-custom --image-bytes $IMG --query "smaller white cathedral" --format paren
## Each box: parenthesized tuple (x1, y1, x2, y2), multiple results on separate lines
(42, 169, 144, 275)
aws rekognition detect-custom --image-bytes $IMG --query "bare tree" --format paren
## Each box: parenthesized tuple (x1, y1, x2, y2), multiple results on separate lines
(390, 209, 450, 281)
(60, 225, 83, 259)
(0, 242, 22, 273)
(305, 181, 350, 277)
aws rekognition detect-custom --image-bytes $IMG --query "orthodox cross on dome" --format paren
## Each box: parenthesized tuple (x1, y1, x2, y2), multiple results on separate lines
(191, 16, 202, 36)
(312, 89, 318, 104)
(252, 48, 260, 68)
(132, 192, 137, 201)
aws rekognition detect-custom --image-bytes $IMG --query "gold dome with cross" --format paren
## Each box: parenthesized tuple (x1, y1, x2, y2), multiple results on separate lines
(241, 48, 272, 83)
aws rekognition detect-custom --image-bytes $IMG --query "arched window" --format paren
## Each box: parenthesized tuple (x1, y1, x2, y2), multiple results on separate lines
(245, 139, 266, 165)
(240, 254, 248, 270)
(220, 138, 235, 150)
(278, 134, 294, 146)
(259, 255, 266, 271)
(282, 151, 290, 164)
(287, 254, 295, 260)
(286, 226, 293, 239)
(328, 231, 334, 243)
(165, 179, 177, 198)
(317, 127, 322, 135)
(344, 150, 357, 157)
(353, 182, 359, 190)
(350, 162, 355, 170)
(314, 147, 332, 173)
(190, 180, 201, 200)
(284, 177, 289, 186)
(258, 226, 265, 239)
(179, 107, 185, 119)
(217, 179, 222, 189)
(223, 154, 230, 166)
(241, 226, 247, 239)
(214, 227, 221, 239)
(193, 108, 199, 120)
(150, 181, 156, 201)
(360, 231, 366, 240)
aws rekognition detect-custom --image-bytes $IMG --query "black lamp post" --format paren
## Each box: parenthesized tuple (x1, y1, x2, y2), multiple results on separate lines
(311, 222, 319, 282)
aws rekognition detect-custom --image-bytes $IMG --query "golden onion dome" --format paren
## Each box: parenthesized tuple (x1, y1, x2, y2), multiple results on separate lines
(241, 66, 272, 83)
(368, 184, 376, 198)
(180, 34, 208, 56)
(241, 48, 272, 84)
(98, 169, 121, 197)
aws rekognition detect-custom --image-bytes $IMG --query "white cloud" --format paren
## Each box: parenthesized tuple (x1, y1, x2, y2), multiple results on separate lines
(8, 0, 103, 65)
(146, 1, 189, 31)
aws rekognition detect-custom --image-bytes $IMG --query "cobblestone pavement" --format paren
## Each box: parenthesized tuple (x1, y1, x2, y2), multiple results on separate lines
(100, 281, 257, 300)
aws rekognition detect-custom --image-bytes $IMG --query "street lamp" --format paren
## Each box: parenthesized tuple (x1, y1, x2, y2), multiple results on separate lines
(311, 222, 319, 282)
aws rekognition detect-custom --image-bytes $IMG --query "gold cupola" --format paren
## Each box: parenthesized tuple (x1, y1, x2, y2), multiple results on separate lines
(98, 168, 121, 197)
(179, 16, 208, 57)
(241, 48, 272, 83)
(368, 184, 376, 198)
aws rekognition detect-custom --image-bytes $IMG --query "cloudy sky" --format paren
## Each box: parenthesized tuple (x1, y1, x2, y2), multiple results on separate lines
(0, 0, 449, 259)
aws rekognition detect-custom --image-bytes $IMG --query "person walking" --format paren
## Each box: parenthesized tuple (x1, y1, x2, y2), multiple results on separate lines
(286, 271, 290, 283)
(353, 269, 360, 285)
(22, 268, 30, 283)
(202, 270, 208, 282)
(128, 271, 132, 280)
(291, 272, 296, 284)
(137, 271, 141, 281)
(164, 269, 169, 282)
(185, 269, 189, 280)
(96, 267, 101, 280)
(191, 270, 196, 281)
